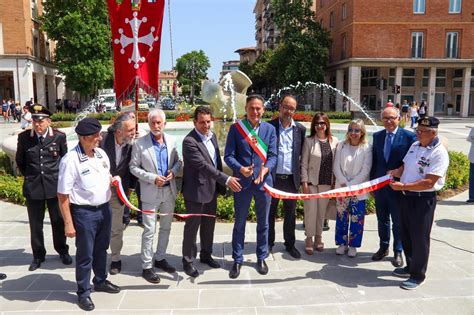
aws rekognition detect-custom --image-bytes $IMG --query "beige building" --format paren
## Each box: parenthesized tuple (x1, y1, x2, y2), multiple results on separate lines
(159, 70, 180, 97)
(219, 60, 240, 81)
(0, 0, 65, 109)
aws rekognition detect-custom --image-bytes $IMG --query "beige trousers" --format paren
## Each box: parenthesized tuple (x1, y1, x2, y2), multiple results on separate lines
(109, 189, 125, 262)
(303, 185, 331, 238)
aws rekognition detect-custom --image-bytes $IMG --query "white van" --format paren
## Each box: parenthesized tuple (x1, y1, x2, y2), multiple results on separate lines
(99, 94, 117, 112)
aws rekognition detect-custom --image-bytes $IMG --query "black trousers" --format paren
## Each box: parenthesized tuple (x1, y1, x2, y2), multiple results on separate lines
(269, 175, 297, 248)
(26, 197, 69, 260)
(399, 193, 437, 282)
(182, 196, 217, 261)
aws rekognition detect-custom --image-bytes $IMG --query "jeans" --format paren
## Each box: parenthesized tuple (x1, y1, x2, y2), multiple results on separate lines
(469, 163, 474, 201)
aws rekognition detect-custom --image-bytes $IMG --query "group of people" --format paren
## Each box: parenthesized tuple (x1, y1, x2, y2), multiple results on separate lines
(13, 95, 449, 311)
(386, 99, 427, 129)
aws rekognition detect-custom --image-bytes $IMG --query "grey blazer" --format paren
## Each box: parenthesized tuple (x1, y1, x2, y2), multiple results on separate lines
(129, 132, 182, 204)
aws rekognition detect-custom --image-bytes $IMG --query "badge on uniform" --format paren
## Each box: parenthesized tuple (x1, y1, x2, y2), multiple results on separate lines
(102, 161, 108, 169)
(81, 169, 91, 176)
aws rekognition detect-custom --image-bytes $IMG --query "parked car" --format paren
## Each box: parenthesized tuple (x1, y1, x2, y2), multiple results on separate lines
(146, 96, 157, 108)
(137, 99, 149, 111)
(161, 98, 175, 110)
(99, 94, 117, 112)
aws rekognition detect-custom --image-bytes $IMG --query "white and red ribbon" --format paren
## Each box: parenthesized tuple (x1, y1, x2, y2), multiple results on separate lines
(111, 178, 216, 218)
(264, 175, 392, 200)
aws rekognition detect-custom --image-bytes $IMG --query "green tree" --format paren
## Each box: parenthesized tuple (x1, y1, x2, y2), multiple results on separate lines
(175, 50, 210, 104)
(271, 0, 331, 86)
(240, 49, 278, 95)
(41, 0, 113, 96)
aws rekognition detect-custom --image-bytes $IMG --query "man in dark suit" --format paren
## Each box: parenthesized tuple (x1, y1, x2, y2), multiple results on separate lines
(181, 106, 242, 278)
(100, 112, 136, 275)
(370, 107, 416, 267)
(15, 104, 72, 271)
(224, 95, 278, 279)
(268, 95, 306, 258)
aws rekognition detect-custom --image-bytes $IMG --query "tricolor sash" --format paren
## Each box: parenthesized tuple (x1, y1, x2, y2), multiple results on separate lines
(235, 119, 268, 162)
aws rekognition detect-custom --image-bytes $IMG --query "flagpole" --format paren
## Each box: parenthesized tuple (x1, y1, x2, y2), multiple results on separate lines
(135, 76, 139, 132)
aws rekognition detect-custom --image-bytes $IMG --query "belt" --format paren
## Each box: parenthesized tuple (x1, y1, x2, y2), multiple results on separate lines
(401, 191, 436, 197)
(276, 174, 292, 180)
(70, 202, 109, 210)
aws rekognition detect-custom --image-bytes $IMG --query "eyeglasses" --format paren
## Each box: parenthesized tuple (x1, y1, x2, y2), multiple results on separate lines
(348, 128, 361, 133)
(382, 116, 398, 122)
(315, 122, 326, 126)
(415, 128, 432, 134)
(281, 105, 296, 112)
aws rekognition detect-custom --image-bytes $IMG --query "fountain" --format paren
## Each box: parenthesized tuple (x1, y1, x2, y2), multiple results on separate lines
(201, 71, 252, 150)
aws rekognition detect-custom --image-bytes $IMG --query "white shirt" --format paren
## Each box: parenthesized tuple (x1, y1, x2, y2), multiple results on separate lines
(20, 112, 32, 129)
(400, 138, 449, 192)
(467, 127, 474, 163)
(58, 145, 112, 206)
(195, 128, 217, 167)
(114, 138, 126, 166)
(276, 119, 295, 174)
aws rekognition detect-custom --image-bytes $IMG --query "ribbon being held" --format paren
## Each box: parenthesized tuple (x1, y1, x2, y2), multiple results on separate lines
(111, 178, 216, 218)
(264, 175, 392, 200)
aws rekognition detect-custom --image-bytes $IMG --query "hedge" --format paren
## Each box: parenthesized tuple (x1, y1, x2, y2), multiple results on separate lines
(0, 150, 468, 220)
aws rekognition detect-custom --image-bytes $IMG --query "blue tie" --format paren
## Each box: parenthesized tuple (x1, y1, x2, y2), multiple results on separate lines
(384, 133, 393, 162)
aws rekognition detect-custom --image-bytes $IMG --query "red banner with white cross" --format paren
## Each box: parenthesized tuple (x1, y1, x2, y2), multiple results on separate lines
(107, 0, 165, 100)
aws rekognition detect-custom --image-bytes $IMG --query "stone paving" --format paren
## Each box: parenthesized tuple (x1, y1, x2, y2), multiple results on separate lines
(1, 189, 473, 314)
(1, 117, 473, 314)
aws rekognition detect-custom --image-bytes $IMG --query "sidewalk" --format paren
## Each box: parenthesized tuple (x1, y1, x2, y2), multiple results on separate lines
(1, 189, 473, 314)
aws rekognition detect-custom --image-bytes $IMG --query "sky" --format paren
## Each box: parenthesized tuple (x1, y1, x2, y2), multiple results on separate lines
(159, 0, 256, 82)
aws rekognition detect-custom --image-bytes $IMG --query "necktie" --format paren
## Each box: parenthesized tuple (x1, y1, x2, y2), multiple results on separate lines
(384, 133, 393, 162)
(39, 136, 44, 144)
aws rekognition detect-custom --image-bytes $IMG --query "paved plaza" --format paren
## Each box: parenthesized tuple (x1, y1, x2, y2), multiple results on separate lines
(0, 190, 473, 314)
(1, 118, 473, 314)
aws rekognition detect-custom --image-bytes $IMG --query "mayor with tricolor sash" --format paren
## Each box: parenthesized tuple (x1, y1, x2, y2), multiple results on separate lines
(224, 95, 277, 279)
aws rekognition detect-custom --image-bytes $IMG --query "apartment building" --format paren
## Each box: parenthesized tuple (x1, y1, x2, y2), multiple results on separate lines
(159, 70, 180, 97)
(0, 0, 65, 108)
(317, 0, 473, 116)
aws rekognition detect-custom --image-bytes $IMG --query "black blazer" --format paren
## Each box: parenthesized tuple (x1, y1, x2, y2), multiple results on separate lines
(182, 129, 227, 204)
(269, 118, 306, 190)
(100, 131, 136, 194)
(370, 127, 417, 180)
(16, 128, 67, 200)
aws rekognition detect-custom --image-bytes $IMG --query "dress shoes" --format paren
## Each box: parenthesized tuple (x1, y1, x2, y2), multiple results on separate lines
(28, 258, 45, 271)
(256, 259, 268, 275)
(371, 248, 389, 261)
(182, 258, 199, 277)
(78, 296, 95, 311)
(229, 262, 241, 279)
(200, 257, 220, 269)
(392, 252, 404, 267)
(323, 219, 330, 231)
(154, 259, 176, 273)
(110, 260, 122, 275)
(0, 273, 6, 280)
(94, 280, 121, 293)
(60, 253, 73, 265)
(142, 268, 161, 283)
(285, 246, 301, 259)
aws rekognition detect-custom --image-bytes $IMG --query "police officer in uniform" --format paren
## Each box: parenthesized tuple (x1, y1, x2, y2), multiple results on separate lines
(57, 118, 121, 311)
(15, 104, 72, 271)
(388, 117, 449, 290)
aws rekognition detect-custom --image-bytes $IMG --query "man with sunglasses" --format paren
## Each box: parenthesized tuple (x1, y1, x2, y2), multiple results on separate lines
(388, 116, 449, 290)
(370, 107, 416, 267)
(16, 104, 72, 272)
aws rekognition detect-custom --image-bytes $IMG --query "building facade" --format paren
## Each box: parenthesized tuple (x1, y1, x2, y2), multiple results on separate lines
(0, 0, 65, 109)
(254, 0, 281, 56)
(219, 60, 240, 81)
(159, 70, 180, 97)
(316, 0, 473, 116)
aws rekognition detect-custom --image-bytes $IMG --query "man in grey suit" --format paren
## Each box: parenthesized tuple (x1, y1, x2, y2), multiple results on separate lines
(130, 109, 182, 284)
(268, 95, 306, 258)
(181, 106, 241, 277)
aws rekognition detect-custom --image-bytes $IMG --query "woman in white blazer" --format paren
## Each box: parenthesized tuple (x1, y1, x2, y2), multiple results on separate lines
(301, 113, 338, 254)
(333, 119, 372, 258)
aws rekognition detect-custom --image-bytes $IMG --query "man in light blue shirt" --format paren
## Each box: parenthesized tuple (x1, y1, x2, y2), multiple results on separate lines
(268, 95, 306, 259)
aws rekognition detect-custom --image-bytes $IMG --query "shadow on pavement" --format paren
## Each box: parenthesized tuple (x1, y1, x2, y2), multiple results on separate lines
(435, 218, 474, 231)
